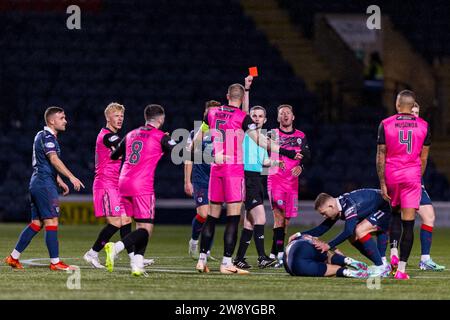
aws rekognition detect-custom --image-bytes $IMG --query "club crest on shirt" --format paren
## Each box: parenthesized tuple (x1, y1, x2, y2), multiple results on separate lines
(115, 206, 121, 212)
(277, 199, 284, 206)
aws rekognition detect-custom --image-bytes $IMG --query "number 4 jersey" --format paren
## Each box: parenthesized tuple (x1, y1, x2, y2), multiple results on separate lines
(377, 113, 431, 184)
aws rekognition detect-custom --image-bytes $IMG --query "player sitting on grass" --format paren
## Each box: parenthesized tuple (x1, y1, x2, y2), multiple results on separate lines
(284, 233, 368, 278)
(300, 189, 392, 278)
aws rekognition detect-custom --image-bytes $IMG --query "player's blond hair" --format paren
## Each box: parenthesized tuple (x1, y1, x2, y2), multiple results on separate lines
(278, 104, 294, 113)
(104, 102, 125, 117)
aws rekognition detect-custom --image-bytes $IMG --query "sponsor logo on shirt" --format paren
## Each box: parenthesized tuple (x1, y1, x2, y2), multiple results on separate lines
(45, 142, 56, 148)
(109, 135, 119, 142)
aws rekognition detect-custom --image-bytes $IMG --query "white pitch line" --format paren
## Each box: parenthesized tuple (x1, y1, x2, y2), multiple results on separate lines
(18, 257, 450, 279)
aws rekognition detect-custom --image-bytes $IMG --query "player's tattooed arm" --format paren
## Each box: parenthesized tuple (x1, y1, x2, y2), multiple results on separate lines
(376, 144, 390, 201)
(47, 153, 84, 191)
(420, 146, 430, 176)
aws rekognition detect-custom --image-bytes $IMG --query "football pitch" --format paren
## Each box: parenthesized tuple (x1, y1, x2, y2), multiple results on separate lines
(0, 223, 449, 300)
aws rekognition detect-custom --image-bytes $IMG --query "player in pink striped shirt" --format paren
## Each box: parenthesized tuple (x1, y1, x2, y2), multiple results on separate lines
(377, 90, 431, 279)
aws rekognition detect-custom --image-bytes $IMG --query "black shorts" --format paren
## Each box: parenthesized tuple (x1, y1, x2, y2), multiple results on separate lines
(244, 171, 264, 211)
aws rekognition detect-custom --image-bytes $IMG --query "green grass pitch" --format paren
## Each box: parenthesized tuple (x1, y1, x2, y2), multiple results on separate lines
(0, 223, 449, 300)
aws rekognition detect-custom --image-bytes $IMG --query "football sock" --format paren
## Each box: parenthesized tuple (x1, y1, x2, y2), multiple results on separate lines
(14, 223, 41, 256)
(336, 267, 347, 277)
(223, 215, 240, 258)
(222, 256, 232, 266)
(350, 240, 372, 260)
(273, 227, 285, 256)
(253, 224, 266, 258)
(398, 261, 407, 273)
(377, 232, 388, 259)
(200, 216, 218, 254)
(399, 219, 415, 263)
(389, 211, 402, 256)
(330, 253, 346, 266)
(191, 214, 206, 241)
(120, 223, 134, 254)
(45, 226, 59, 261)
(420, 224, 433, 256)
(235, 228, 253, 260)
(360, 234, 383, 266)
(120, 228, 149, 253)
(92, 224, 120, 252)
(134, 230, 149, 256)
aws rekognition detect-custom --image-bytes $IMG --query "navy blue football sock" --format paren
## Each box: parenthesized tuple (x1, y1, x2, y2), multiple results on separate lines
(45, 226, 59, 259)
(360, 234, 383, 266)
(420, 224, 433, 256)
(330, 253, 346, 266)
(15, 223, 41, 253)
(191, 214, 206, 241)
(377, 232, 388, 259)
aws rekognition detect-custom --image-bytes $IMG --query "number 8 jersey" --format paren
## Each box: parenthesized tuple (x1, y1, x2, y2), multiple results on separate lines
(377, 113, 431, 184)
(118, 124, 173, 196)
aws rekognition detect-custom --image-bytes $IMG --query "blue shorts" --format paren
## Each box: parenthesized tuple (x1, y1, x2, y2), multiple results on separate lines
(284, 240, 328, 277)
(420, 186, 432, 206)
(366, 209, 390, 233)
(193, 183, 209, 208)
(30, 184, 60, 220)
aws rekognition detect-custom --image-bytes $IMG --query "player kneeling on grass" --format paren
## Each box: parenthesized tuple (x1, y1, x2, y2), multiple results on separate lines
(103, 104, 178, 277)
(300, 189, 392, 278)
(284, 233, 368, 278)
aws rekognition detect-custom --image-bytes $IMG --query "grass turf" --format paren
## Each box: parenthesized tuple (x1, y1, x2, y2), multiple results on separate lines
(0, 223, 449, 300)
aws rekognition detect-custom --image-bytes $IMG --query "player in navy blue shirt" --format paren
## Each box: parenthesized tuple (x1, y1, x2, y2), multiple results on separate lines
(283, 233, 368, 278)
(184, 100, 220, 259)
(296, 189, 392, 277)
(5, 107, 84, 271)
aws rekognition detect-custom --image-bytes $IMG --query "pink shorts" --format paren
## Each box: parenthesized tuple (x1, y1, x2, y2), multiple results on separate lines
(387, 181, 421, 209)
(93, 188, 125, 218)
(208, 176, 245, 203)
(268, 187, 299, 218)
(121, 194, 156, 222)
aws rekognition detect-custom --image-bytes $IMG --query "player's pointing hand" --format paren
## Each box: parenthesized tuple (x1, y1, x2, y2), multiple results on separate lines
(70, 176, 85, 192)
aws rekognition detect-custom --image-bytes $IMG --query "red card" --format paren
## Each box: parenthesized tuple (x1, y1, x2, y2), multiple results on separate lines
(249, 66, 258, 77)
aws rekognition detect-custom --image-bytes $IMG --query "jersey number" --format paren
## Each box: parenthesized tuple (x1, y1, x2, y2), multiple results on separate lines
(214, 119, 227, 142)
(399, 130, 412, 154)
(129, 141, 143, 164)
